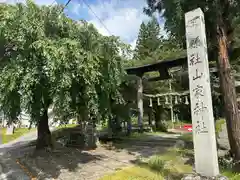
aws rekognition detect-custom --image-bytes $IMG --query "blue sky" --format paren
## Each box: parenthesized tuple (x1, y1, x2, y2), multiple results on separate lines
(1, 0, 164, 48)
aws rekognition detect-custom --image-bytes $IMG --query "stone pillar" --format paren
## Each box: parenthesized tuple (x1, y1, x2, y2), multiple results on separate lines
(85, 121, 97, 149)
(185, 8, 219, 177)
(137, 77, 143, 132)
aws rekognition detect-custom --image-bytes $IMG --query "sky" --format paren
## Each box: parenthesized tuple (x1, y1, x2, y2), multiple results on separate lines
(0, 0, 164, 48)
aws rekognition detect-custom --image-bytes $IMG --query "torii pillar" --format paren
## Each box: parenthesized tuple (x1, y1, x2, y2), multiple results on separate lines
(137, 76, 143, 132)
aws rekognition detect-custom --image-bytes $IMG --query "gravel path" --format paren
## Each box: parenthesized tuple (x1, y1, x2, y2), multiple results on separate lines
(17, 134, 179, 180)
(18, 146, 138, 180)
(0, 127, 55, 180)
(0, 153, 30, 180)
(0, 130, 36, 180)
(0, 129, 180, 180)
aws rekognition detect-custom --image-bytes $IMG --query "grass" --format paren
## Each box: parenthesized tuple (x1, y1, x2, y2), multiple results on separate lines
(179, 133, 193, 142)
(0, 123, 76, 144)
(100, 143, 240, 180)
(100, 129, 240, 180)
(1, 127, 36, 144)
(0, 124, 77, 144)
(120, 131, 174, 140)
(178, 130, 240, 179)
(222, 171, 240, 180)
(99, 148, 192, 180)
(56, 124, 78, 130)
(121, 132, 158, 140)
(51, 124, 78, 138)
(99, 166, 164, 180)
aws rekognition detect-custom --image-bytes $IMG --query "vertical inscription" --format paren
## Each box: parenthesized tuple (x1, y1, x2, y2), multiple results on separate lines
(186, 13, 208, 135)
(185, 8, 219, 177)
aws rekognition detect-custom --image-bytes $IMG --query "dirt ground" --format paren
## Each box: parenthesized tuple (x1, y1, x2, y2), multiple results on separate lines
(9, 134, 179, 180)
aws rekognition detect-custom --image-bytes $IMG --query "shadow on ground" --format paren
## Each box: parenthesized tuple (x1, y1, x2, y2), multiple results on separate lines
(0, 126, 127, 179)
(99, 132, 180, 158)
(0, 126, 184, 180)
(1, 139, 109, 179)
(0, 126, 107, 179)
(20, 147, 106, 179)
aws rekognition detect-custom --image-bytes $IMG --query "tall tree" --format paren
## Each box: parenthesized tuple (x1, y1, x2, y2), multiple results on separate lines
(0, 1, 125, 149)
(144, 0, 240, 160)
(134, 16, 162, 61)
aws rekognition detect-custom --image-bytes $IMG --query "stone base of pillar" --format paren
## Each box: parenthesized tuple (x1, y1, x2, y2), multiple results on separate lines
(181, 173, 228, 180)
(84, 123, 97, 150)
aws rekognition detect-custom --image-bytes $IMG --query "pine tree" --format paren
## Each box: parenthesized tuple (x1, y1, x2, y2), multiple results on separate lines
(134, 17, 161, 61)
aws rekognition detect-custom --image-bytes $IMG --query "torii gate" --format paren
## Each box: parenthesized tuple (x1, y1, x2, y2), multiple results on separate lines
(125, 48, 240, 131)
(126, 55, 189, 131)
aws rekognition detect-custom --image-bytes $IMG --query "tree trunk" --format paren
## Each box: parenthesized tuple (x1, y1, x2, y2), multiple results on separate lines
(77, 114, 82, 128)
(127, 118, 132, 136)
(115, 116, 122, 135)
(36, 108, 52, 150)
(107, 116, 113, 138)
(77, 114, 86, 130)
(217, 24, 240, 160)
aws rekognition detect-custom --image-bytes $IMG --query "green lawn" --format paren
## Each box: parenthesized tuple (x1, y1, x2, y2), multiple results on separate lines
(99, 144, 240, 180)
(99, 166, 164, 180)
(1, 128, 36, 144)
(99, 148, 192, 180)
(179, 133, 193, 142)
(56, 124, 78, 130)
(0, 124, 77, 145)
(99, 128, 240, 180)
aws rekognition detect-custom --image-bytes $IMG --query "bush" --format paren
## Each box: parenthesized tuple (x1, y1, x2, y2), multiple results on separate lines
(156, 121, 168, 132)
(148, 155, 165, 171)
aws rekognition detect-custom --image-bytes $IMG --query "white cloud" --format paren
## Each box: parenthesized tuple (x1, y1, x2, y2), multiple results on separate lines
(66, 0, 151, 48)
(88, 0, 150, 44)
(2, 0, 164, 49)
